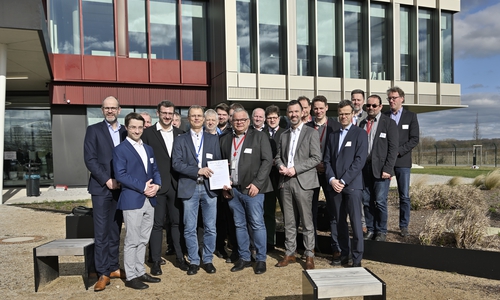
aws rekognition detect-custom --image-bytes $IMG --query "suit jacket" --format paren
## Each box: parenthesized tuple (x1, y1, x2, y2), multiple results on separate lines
(359, 114, 399, 178)
(113, 139, 161, 210)
(141, 123, 184, 195)
(384, 108, 419, 168)
(220, 129, 273, 195)
(305, 117, 342, 158)
(324, 125, 368, 191)
(84, 120, 127, 196)
(172, 131, 221, 199)
(274, 124, 321, 190)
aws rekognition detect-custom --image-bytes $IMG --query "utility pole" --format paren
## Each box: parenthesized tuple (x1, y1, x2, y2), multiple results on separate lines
(473, 112, 481, 142)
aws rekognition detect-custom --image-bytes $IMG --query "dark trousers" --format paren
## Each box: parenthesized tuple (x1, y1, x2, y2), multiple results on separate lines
(263, 172, 283, 246)
(215, 195, 237, 254)
(92, 192, 122, 277)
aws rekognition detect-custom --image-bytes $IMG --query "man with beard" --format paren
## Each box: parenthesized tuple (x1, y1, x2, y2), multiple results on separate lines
(215, 102, 231, 135)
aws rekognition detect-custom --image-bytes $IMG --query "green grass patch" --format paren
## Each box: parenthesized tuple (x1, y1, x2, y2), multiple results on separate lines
(412, 166, 498, 178)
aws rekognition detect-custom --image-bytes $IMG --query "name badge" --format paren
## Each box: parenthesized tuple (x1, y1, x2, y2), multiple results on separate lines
(206, 153, 213, 159)
(244, 148, 252, 154)
(402, 124, 409, 129)
(345, 141, 352, 147)
(150, 158, 154, 163)
(380, 133, 386, 138)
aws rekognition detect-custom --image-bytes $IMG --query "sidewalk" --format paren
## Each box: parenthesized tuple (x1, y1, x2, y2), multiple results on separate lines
(2, 185, 90, 205)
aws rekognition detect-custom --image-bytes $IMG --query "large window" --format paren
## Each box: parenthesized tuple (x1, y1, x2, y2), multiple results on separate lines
(441, 12, 453, 83)
(150, 0, 179, 60)
(418, 9, 434, 82)
(82, 0, 116, 56)
(400, 6, 413, 81)
(259, 0, 285, 74)
(181, 0, 208, 61)
(317, 0, 339, 77)
(128, 0, 148, 58)
(344, 1, 364, 79)
(370, 3, 388, 80)
(237, 0, 255, 72)
(296, 0, 313, 76)
(49, 0, 80, 54)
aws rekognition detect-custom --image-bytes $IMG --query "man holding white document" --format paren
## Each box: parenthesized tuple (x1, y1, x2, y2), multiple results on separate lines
(220, 108, 273, 275)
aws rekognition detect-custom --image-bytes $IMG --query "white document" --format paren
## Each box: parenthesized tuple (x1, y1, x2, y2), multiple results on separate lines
(207, 159, 231, 190)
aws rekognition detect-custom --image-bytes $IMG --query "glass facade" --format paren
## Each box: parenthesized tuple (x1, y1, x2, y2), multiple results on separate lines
(150, 0, 179, 60)
(317, 0, 339, 77)
(344, 1, 364, 79)
(441, 11, 453, 83)
(236, 0, 255, 73)
(128, 0, 148, 58)
(259, 0, 285, 74)
(370, 3, 388, 80)
(296, 0, 313, 76)
(82, 0, 116, 56)
(181, 1, 208, 61)
(400, 6, 413, 81)
(418, 8, 434, 82)
(49, 0, 80, 54)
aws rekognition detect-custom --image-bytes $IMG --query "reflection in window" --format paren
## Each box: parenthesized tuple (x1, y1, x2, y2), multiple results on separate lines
(182, 1, 207, 61)
(82, 0, 115, 56)
(441, 12, 453, 83)
(345, 1, 364, 79)
(259, 0, 285, 74)
(370, 3, 388, 80)
(317, 0, 339, 77)
(296, 0, 312, 76)
(419, 9, 434, 82)
(150, 0, 178, 60)
(49, 0, 80, 54)
(128, 0, 148, 58)
(237, 0, 255, 73)
(400, 6, 413, 81)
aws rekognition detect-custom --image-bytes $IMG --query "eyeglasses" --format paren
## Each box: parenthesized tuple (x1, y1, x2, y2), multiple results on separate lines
(103, 107, 119, 111)
(233, 118, 249, 123)
(365, 104, 379, 108)
(387, 96, 400, 101)
(266, 116, 278, 120)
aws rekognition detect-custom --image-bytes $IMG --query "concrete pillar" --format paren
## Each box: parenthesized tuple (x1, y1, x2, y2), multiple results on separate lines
(0, 44, 7, 204)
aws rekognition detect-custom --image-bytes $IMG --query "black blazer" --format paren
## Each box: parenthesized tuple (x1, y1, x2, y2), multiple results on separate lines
(383, 108, 419, 168)
(359, 114, 398, 178)
(220, 129, 273, 195)
(305, 117, 341, 158)
(141, 123, 184, 194)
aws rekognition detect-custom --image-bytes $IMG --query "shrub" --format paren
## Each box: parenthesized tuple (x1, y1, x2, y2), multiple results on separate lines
(472, 174, 485, 188)
(446, 176, 462, 186)
(410, 184, 483, 211)
(484, 169, 500, 190)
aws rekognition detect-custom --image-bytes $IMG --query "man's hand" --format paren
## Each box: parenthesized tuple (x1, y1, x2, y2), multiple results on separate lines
(330, 179, 345, 193)
(246, 183, 260, 197)
(316, 162, 325, 173)
(144, 179, 159, 197)
(278, 165, 288, 175)
(381, 172, 391, 179)
(286, 167, 296, 177)
(198, 167, 214, 178)
(106, 178, 120, 190)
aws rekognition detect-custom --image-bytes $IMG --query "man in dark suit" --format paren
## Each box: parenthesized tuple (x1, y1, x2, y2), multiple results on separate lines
(172, 105, 221, 275)
(142, 100, 187, 275)
(384, 86, 419, 237)
(305, 95, 341, 255)
(324, 99, 367, 267)
(220, 108, 273, 274)
(83, 96, 127, 292)
(263, 105, 285, 251)
(360, 95, 398, 242)
(351, 89, 368, 125)
(275, 100, 321, 270)
(113, 113, 162, 290)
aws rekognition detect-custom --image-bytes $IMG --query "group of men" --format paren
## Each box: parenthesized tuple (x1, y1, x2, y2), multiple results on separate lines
(83, 86, 419, 291)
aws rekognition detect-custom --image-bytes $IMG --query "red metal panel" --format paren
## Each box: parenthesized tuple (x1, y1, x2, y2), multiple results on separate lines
(116, 86, 151, 106)
(51, 85, 65, 104)
(151, 59, 181, 83)
(180, 89, 208, 107)
(52, 54, 82, 80)
(83, 56, 117, 81)
(117, 58, 149, 83)
(65, 85, 84, 104)
(182, 61, 208, 85)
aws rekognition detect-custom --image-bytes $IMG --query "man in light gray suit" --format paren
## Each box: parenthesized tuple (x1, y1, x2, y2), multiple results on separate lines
(274, 99, 322, 270)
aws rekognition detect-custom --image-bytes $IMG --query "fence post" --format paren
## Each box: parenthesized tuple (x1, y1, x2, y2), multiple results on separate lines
(434, 144, 438, 166)
(495, 143, 498, 168)
(452, 144, 457, 166)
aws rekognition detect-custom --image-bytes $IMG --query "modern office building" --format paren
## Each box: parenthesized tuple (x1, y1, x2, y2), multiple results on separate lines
(0, 0, 461, 190)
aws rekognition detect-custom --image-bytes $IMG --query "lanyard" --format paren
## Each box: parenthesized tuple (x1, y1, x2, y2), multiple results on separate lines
(194, 133, 204, 163)
(233, 134, 246, 157)
(315, 121, 327, 143)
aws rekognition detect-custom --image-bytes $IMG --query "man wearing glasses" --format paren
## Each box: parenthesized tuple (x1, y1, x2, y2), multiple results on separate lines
(384, 87, 420, 237)
(359, 95, 398, 242)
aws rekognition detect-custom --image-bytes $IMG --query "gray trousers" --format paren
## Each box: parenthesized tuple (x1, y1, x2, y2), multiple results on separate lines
(123, 199, 154, 281)
(281, 177, 315, 257)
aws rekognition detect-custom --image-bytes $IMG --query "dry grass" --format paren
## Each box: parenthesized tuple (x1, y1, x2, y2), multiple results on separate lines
(473, 174, 486, 187)
(446, 176, 462, 186)
(484, 169, 500, 190)
(408, 184, 483, 211)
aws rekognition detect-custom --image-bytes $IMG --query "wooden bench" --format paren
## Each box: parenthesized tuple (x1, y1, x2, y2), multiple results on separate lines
(33, 239, 97, 292)
(302, 267, 386, 299)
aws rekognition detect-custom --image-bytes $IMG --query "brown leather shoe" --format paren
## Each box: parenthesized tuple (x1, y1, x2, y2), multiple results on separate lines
(110, 268, 126, 279)
(94, 275, 110, 292)
(275, 255, 296, 267)
(305, 257, 315, 270)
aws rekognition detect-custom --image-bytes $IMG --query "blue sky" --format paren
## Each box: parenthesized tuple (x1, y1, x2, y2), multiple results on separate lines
(417, 0, 500, 140)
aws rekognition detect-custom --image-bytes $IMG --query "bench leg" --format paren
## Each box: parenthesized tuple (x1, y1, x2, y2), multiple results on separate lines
(302, 270, 318, 300)
(34, 251, 59, 292)
(83, 243, 98, 290)
(364, 268, 387, 300)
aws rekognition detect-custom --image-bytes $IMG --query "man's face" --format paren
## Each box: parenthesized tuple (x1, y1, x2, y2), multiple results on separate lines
(252, 109, 265, 129)
(141, 114, 152, 128)
(188, 108, 205, 130)
(217, 109, 229, 127)
(231, 111, 250, 135)
(338, 106, 354, 128)
(172, 114, 181, 128)
(126, 118, 144, 142)
(101, 97, 121, 124)
(366, 97, 382, 119)
(388, 91, 404, 112)
(157, 106, 174, 128)
(351, 93, 364, 113)
(204, 114, 218, 132)
(312, 101, 328, 121)
(299, 99, 310, 120)
(229, 108, 235, 122)
(266, 113, 280, 128)
(287, 104, 303, 127)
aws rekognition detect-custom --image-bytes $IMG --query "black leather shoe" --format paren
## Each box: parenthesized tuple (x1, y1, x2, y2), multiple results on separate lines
(340, 256, 352, 266)
(231, 259, 252, 272)
(147, 257, 166, 265)
(187, 264, 199, 275)
(214, 249, 228, 259)
(363, 231, 374, 240)
(138, 273, 161, 283)
(150, 261, 162, 276)
(204, 263, 216, 274)
(125, 278, 149, 290)
(165, 247, 175, 256)
(176, 258, 189, 271)
(226, 254, 239, 263)
(400, 227, 409, 237)
(375, 232, 387, 242)
(254, 261, 266, 274)
(352, 262, 362, 267)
